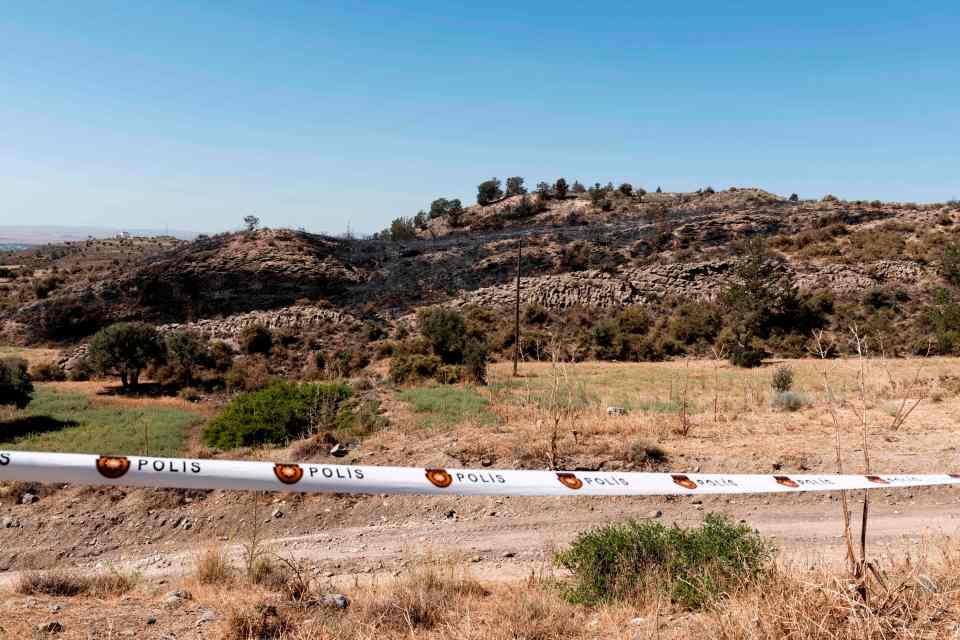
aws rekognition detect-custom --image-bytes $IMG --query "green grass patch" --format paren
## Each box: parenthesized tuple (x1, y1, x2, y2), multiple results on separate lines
(0, 386, 200, 456)
(555, 513, 774, 609)
(397, 385, 496, 429)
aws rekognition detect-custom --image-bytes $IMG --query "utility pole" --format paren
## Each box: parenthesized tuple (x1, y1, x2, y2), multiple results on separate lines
(513, 239, 522, 376)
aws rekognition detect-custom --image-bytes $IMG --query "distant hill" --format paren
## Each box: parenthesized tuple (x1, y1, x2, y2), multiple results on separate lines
(0, 225, 200, 246)
(2, 186, 959, 363)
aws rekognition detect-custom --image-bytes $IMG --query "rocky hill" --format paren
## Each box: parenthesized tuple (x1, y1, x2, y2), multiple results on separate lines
(1, 187, 958, 358)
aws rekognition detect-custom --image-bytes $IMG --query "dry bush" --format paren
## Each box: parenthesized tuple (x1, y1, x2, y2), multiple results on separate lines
(704, 562, 960, 640)
(357, 563, 488, 632)
(195, 546, 233, 584)
(490, 585, 587, 640)
(15, 569, 135, 597)
(222, 602, 294, 640)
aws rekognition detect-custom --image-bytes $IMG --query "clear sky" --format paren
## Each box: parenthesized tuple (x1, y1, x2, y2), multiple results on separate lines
(1, 2, 958, 235)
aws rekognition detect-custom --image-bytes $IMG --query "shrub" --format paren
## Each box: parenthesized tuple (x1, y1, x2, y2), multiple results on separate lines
(15, 570, 135, 597)
(240, 324, 273, 355)
(555, 514, 774, 609)
(155, 330, 211, 388)
(463, 340, 488, 385)
(389, 354, 442, 384)
(29, 361, 66, 383)
(225, 357, 271, 392)
(195, 546, 232, 584)
(771, 391, 808, 412)
(941, 246, 960, 287)
(627, 440, 668, 468)
(224, 603, 293, 639)
(87, 322, 164, 388)
(32, 275, 61, 300)
(771, 365, 793, 393)
(0, 357, 33, 409)
(418, 307, 467, 364)
(429, 197, 464, 224)
(728, 343, 766, 368)
(202, 380, 352, 448)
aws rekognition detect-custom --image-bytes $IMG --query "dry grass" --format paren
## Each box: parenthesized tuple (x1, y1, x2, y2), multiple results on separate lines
(427, 357, 957, 475)
(14, 568, 136, 597)
(222, 602, 295, 640)
(195, 546, 234, 584)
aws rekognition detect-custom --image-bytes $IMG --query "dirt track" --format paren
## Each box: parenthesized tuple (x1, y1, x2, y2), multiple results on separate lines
(3, 486, 955, 592)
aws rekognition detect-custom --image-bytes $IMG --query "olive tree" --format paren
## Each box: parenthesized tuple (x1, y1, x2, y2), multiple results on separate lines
(87, 322, 165, 388)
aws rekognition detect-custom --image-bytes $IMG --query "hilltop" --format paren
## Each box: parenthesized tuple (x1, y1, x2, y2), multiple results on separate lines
(1, 185, 958, 363)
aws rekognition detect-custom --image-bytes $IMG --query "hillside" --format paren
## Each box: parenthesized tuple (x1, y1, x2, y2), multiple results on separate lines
(1, 186, 958, 361)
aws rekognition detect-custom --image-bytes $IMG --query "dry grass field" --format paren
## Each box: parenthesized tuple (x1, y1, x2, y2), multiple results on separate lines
(2, 355, 960, 638)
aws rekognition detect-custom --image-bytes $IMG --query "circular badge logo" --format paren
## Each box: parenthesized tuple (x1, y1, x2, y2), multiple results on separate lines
(425, 468, 453, 488)
(556, 472, 583, 490)
(96, 456, 131, 479)
(273, 464, 304, 485)
(865, 475, 890, 485)
(774, 475, 800, 488)
(671, 474, 698, 490)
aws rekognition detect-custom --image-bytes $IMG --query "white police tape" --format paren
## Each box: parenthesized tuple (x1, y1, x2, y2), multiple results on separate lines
(2, 450, 959, 496)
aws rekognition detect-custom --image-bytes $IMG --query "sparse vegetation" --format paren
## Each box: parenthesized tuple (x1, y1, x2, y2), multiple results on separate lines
(15, 569, 136, 597)
(202, 379, 352, 448)
(0, 387, 198, 455)
(397, 385, 495, 429)
(556, 513, 775, 609)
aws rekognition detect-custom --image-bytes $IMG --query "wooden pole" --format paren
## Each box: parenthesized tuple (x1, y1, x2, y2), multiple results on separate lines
(513, 239, 522, 376)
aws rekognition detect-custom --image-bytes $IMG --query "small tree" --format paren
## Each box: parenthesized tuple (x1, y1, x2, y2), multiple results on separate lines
(555, 178, 569, 199)
(0, 358, 33, 409)
(243, 215, 260, 232)
(536, 182, 551, 198)
(618, 183, 633, 196)
(87, 322, 165, 388)
(636, 187, 647, 202)
(505, 176, 526, 197)
(572, 181, 586, 194)
(477, 179, 504, 206)
(656, 186, 663, 193)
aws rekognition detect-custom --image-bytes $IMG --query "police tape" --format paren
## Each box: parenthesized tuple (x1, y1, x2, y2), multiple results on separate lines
(2, 450, 959, 496)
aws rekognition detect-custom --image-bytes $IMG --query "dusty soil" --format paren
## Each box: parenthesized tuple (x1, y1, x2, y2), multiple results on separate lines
(2, 357, 960, 637)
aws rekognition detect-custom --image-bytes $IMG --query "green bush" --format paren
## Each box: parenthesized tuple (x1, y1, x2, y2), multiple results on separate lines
(418, 307, 468, 364)
(202, 380, 352, 449)
(771, 365, 793, 393)
(0, 357, 33, 409)
(555, 514, 774, 609)
(389, 354, 443, 384)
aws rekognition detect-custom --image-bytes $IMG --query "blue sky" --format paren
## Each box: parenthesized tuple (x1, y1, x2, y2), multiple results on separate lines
(1, 2, 958, 235)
